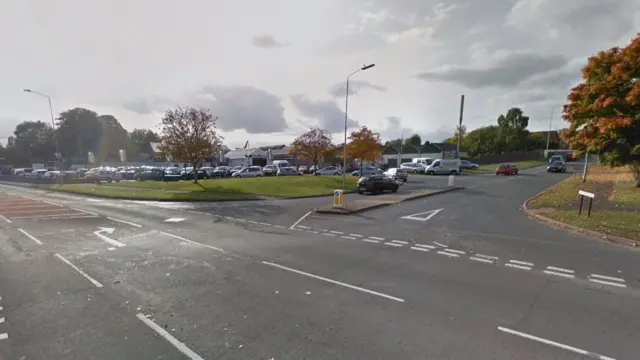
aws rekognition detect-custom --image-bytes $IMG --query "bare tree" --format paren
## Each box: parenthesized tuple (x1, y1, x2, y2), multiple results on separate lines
(158, 106, 223, 183)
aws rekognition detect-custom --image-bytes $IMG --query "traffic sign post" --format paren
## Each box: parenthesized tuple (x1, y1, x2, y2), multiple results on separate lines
(332, 189, 344, 208)
(578, 190, 595, 217)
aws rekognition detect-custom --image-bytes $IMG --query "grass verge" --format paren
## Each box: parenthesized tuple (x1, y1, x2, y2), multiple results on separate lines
(41, 176, 359, 200)
(543, 210, 639, 241)
(466, 160, 547, 173)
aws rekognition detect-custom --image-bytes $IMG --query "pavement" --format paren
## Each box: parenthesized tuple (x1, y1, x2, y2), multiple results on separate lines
(0, 162, 638, 359)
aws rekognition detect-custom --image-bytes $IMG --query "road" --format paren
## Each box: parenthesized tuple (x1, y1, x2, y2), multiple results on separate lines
(0, 164, 637, 359)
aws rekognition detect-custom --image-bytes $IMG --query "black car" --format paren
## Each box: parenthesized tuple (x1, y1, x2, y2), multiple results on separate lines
(547, 161, 567, 173)
(357, 175, 399, 195)
(181, 169, 209, 180)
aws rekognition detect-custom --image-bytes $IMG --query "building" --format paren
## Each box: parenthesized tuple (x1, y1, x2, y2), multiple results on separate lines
(381, 143, 467, 167)
(150, 142, 231, 166)
(224, 148, 268, 167)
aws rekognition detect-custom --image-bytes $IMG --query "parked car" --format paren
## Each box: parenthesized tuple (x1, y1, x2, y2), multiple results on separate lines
(400, 162, 423, 173)
(459, 160, 479, 170)
(547, 161, 567, 173)
(276, 167, 302, 176)
(351, 166, 382, 177)
(314, 166, 342, 175)
(298, 165, 309, 174)
(425, 159, 460, 175)
(181, 169, 209, 180)
(84, 168, 122, 183)
(357, 175, 399, 194)
(263, 165, 277, 176)
(496, 163, 519, 175)
(384, 167, 408, 182)
(232, 166, 263, 178)
(211, 166, 233, 178)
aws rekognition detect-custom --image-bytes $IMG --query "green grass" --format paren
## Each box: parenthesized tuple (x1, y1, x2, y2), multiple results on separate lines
(527, 176, 589, 208)
(466, 160, 547, 173)
(42, 176, 359, 199)
(542, 209, 640, 241)
(611, 181, 640, 205)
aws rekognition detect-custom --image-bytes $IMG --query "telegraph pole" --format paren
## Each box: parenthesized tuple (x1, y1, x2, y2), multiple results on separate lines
(456, 95, 465, 158)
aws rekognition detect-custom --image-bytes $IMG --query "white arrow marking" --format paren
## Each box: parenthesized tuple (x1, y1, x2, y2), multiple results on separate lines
(94, 228, 125, 248)
(400, 208, 443, 222)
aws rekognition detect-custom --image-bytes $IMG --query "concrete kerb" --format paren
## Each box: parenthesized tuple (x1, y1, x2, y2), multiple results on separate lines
(521, 174, 639, 248)
(316, 186, 465, 215)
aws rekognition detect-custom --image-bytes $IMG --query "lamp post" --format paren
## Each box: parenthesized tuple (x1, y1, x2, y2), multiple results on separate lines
(342, 63, 375, 188)
(545, 106, 562, 153)
(23, 89, 63, 183)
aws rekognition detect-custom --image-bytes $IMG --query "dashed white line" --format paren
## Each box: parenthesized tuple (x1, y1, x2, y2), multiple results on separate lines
(437, 250, 459, 258)
(0, 306, 3, 311)
(474, 254, 498, 260)
(350, 234, 363, 237)
(307, 230, 319, 234)
(384, 242, 403, 247)
(341, 236, 356, 240)
(0, 214, 12, 223)
(589, 279, 627, 288)
(369, 236, 385, 241)
(262, 261, 405, 303)
(247, 220, 258, 224)
(508, 260, 534, 267)
(588, 274, 627, 288)
(274, 225, 286, 228)
(259, 222, 272, 226)
(505, 263, 532, 271)
(330, 231, 344, 235)
(415, 244, 436, 250)
(470, 256, 493, 264)
(107, 217, 142, 228)
(544, 270, 575, 279)
(410, 246, 430, 252)
(18, 228, 43, 245)
(363, 239, 380, 243)
(70, 207, 99, 216)
(223, 216, 234, 220)
(54, 253, 103, 288)
(297, 225, 309, 229)
(321, 233, 335, 237)
(159, 231, 224, 252)
(392, 240, 409, 245)
(547, 266, 574, 274)
(444, 248, 466, 255)
(0, 333, 6, 340)
(290, 211, 312, 230)
(0, 317, 4, 324)
(136, 313, 205, 360)
(497, 326, 616, 360)
(42, 200, 63, 206)
(589, 274, 625, 283)
(433, 241, 448, 248)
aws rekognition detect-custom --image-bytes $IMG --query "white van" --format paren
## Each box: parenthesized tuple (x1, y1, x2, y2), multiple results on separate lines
(425, 159, 460, 175)
(272, 160, 290, 169)
(412, 158, 434, 166)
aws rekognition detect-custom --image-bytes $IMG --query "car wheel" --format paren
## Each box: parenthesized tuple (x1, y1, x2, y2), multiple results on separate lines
(334, 172, 340, 175)
(358, 190, 364, 194)
(515, 171, 519, 175)
(450, 170, 457, 175)
(427, 171, 434, 175)
(496, 172, 499, 176)
(472, 166, 477, 170)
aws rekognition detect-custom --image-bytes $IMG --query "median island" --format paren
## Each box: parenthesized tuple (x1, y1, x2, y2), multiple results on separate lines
(525, 166, 639, 243)
(41, 176, 359, 201)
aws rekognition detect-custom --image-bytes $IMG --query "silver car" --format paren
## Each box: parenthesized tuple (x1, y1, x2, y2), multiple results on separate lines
(384, 168, 408, 182)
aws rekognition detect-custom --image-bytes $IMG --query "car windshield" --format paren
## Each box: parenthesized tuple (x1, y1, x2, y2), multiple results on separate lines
(551, 161, 563, 166)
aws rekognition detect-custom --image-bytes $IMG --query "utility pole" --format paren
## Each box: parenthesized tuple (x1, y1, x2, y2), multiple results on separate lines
(546, 107, 555, 152)
(582, 151, 589, 183)
(456, 95, 465, 158)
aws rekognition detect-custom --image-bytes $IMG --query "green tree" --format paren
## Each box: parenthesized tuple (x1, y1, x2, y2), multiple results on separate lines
(56, 108, 102, 162)
(405, 134, 422, 146)
(464, 125, 505, 157)
(9, 121, 56, 161)
(497, 107, 529, 151)
(453, 124, 467, 144)
(128, 129, 160, 156)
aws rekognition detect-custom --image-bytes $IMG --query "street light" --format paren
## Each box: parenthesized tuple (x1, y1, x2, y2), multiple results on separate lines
(545, 105, 562, 153)
(23, 89, 63, 183)
(342, 63, 376, 188)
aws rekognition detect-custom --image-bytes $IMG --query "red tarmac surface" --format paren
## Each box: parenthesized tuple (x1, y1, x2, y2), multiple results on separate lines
(0, 193, 97, 222)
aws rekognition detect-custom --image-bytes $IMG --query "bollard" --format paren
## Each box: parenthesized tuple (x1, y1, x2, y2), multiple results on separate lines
(448, 175, 455, 187)
(332, 189, 344, 208)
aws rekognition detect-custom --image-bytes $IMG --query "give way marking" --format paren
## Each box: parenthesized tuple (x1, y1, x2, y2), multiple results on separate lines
(400, 208, 443, 222)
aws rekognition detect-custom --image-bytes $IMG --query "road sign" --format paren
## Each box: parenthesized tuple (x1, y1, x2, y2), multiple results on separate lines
(332, 189, 344, 208)
(400, 208, 443, 222)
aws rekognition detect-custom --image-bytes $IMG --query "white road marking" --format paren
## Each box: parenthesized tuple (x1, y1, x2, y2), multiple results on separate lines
(42, 200, 63, 206)
(107, 217, 142, 228)
(10, 214, 97, 220)
(94, 228, 126, 248)
(497, 326, 616, 360)
(70, 207, 99, 216)
(223, 216, 234, 220)
(0, 306, 3, 311)
(54, 253, 103, 288)
(330, 231, 344, 234)
(415, 244, 436, 250)
(0, 317, 4, 324)
(433, 241, 448, 248)
(307, 230, 319, 234)
(341, 236, 356, 240)
(0, 333, 6, 340)
(505, 263, 532, 271)
(262, 261, 405, 303)
(136, 313, 205, 360)
(2, 204, 60, 209)
(589, 279, 627, 288)
(444, 248, 466, 255)
(349, 234, 362, 237)
(392, 240, 409, 245)
(589, 274, 625, 283)
(290, 211, 312, 229)
(474, 254, 498, 260)
(274, 225, 285, 228)
(369, 236, 385, 241)
(400, 208, 443, 222)
(437, 250, 459, 258)
(247, 220, 258, 224)
(259, 222, 272, 226)
(1, 208, 72, 215)
(508, 260, 534, 267)
(0, 214, 11, 223)
(164, 218, 186, 223)
(297, 225, 309, 229)
(543, 270, 575, 279)
(470, 256, 493, 264)
(384, 242, 403, 247)
(410, 246, 430, 252)
(363, 239, 380, 243)
(321, 233, 335, 237)
(18, 228, 43, 245)
(86, 198, 103, 202)
(160, 231, 224, 252)
(546, 266, 575, 274)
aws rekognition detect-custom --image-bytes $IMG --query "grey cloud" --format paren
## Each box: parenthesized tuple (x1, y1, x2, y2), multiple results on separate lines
(252, 35, 287, 48)
(416, 51, 568, 88)
(290, 95, 357, 133)
(196, 86, 288, 134)
(121, 96, 174, 115)
(328, 80, 386, 98)
(381, 116, 452, 143)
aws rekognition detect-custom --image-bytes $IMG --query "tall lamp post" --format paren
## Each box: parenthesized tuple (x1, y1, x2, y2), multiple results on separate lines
(545, 106, 562, 154)
(342, 63, 375, 188)
(23, 89, 63, 183)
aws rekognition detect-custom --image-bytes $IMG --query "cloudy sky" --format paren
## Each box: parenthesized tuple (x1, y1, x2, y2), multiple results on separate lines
(1, 0, 638, 148)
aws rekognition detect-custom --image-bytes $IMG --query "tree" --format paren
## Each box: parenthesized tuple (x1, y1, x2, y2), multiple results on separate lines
(56, 108, 102, 162)
(97, 114, 129, 162)
(290, 127, 332, 170)
(129, 129, 159, 156)
(497, 107, 530, 151)
(347, 126, 383, 171)
(562, 33, 640, 178)
(9, 121, 56, 162)
(453, 124, 467, 144)
(405, 134, 422, 146)
(158, 106, 223, 183)
(464, 125, 505, 157)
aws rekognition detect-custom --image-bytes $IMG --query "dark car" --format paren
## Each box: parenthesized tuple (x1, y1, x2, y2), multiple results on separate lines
(181, 169, 209, 180)
(547, 161, 567, 173)
(357, 175, 399, 195)
(211, 166, 232, 178)
(136, 168, 181, 182)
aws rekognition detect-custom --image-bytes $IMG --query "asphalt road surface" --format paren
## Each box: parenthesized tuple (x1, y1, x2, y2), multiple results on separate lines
(0, 164, 637, 359)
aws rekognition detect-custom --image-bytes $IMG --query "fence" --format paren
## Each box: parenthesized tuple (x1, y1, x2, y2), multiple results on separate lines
(466, 151, 543, 165)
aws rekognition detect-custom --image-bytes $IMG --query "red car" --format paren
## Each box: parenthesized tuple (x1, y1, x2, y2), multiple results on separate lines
(496, 163, 519, 175)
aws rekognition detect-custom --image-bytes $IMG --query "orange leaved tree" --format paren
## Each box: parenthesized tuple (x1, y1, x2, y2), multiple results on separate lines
(290, 127, 332, 171)
(562, 33, 640, 178)
(158, 106, 223, 183)
(347, 126, 383, 173)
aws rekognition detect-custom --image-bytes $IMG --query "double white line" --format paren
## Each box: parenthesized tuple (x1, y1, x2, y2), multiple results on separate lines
(588, 274, 627, 288)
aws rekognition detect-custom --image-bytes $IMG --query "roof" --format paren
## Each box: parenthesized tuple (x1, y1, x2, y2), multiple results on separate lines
(149, 142, 162, 153)
(225, 148, 267, 159)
